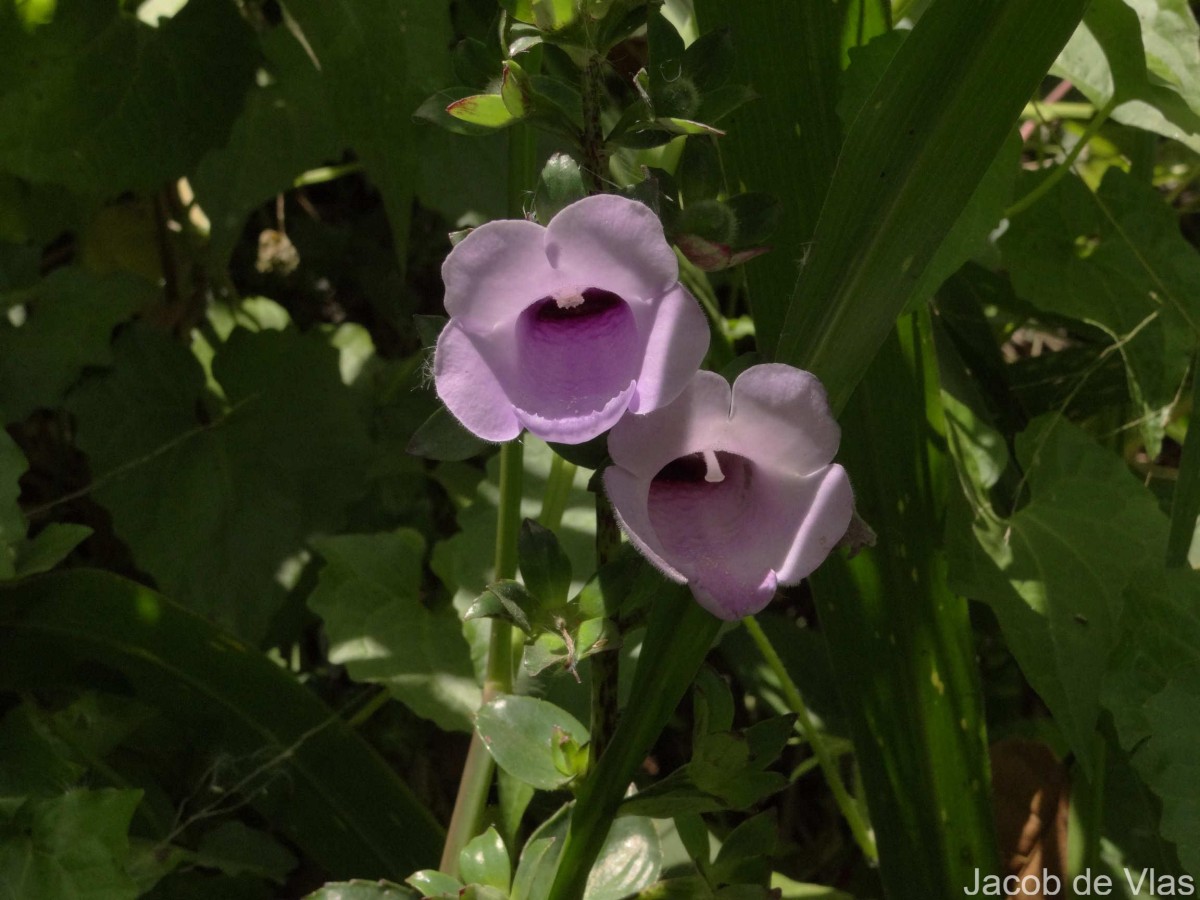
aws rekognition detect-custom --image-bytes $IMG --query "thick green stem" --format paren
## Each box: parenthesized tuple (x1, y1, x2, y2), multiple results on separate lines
(538, 452, 577, 530)
(743, 616, 877, 862)
(589, 494, 622, 763)
(439, 440, 524, 874)
(548, 589, 721, 900)
(580, 54, 607, 195)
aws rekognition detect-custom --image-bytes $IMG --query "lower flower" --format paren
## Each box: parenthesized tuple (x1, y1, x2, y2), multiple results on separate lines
(603, 364, 853, 620)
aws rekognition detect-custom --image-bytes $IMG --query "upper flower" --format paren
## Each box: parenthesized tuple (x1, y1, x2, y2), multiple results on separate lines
(603, 364, 853, 620)
(433, 195, 710, 444)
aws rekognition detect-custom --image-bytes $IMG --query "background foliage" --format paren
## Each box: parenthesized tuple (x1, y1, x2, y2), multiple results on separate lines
(3, 0, 1200, 898)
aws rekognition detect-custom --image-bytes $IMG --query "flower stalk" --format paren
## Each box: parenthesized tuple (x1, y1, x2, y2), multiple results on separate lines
(438, 440, 524, 874)
(742, 615, 877, 862)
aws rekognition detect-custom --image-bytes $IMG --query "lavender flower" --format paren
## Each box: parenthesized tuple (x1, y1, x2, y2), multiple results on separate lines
(433, 194, 710, 444)
(604, 365, 853, 620)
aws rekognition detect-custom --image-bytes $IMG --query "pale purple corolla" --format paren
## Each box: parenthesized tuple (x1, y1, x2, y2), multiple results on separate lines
(603, 364, 853, 620)
(433, 194, 710, 444)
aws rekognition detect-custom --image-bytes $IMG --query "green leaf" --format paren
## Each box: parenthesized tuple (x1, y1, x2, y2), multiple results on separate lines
(518, 519, 573, 610)
(1000, 168, 1200, 455)
(465, 579, 537, 634)
(406, 870, 463, 896)
(459, 827, 511, 893)
(475, 695, 589, 791)
(0, 0, 258, 193)
(12, 524, 92, 579)
(0, 429, 26, 580)
(1053, 0, 1200, 152)
(282, 0, 453, 265)
(948, 417, 1169, 763)
(407, 406, 490, 462)
(0, 268, 156, 422)
(448, 93, 522, 129)
(66, 325, 371, 641)
(0, 570, 444, 879)
(0, 704, 83, 799)
(519, 807, 662, 900)
(533, 154, 587, 224)
(193, 822, 298, 885)
(774, 0, 1090, 411)
(806, 324, 999, 896)
(770, 874, 856, 900)
(0, 788, 142, 900)
(1102, 568, 1200, 874)
(310, 529, 480, 733)
(308, 881, 419, 900)
(710, 810, 777, 886)
(190, 25, 341, 266)
(691, 0, 844, 357)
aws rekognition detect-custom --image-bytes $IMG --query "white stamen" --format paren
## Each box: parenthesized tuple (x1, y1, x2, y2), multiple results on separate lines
(703, 449, 724, 483)
(553, 288, 586, 309)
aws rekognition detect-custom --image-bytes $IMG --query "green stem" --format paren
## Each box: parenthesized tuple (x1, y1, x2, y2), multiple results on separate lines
(1019, 100, 1095, 121)
(589, 494, 622, 763)
(548, 589, 721, 900)
(538, 452, 577, 530)
(1005, 98, 1117, 219)
(439, 441, 524, 874)
(742, 616, 878, 862)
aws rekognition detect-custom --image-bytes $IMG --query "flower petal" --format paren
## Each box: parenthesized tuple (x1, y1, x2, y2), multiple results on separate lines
(442, 219, 561, 327)
(643, 453, 782, 620)
(728, 364, 842, 476)
(774, 465, 854, 584)
(607, 370, 733, 479)
(603, 466, 686, 583)
(692, 571, 778, 621)
(545, 195, 678, 302)
(627, 284, 711, 414)
(515, 380, 637, 444)
(434, 321, 521, 442)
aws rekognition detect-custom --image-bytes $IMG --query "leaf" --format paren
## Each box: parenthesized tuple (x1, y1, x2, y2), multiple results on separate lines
(517, 807, 662, 900)
(190, 25, 341, 266)
(307, 881, 419, 900)
(448, 93, 522, 129)
(192, 822, 298, 885)
(407, 406, 491, 462)
(518, 520, 573, 611)
(464, 580, 538, 634)
(0, 704, 84, 799)
(691, 0, 844, 357)
(282, 0, 453, 264)
(0, 429, 25, 580)
(1053, 0, 1200, 152)
(1000, 168, 1200, 454)
(0, 788, 142, 900)
(406, 870, 462, 896)
(533, 154, 587, 225)
(310, 530, 480, 733)
(773, 0, 1090, 411)
(710, 810, 777, 886)
(12, 524, 92, 578)
(0, 0, 258, 194)
(459, 827, 511, 893)
(0, 570, 445, 879)
(66, 325, 371, 641)
(1102, 568, 1200, 875)
(947, 417, 1169, 763)
(0, 268, 157, 422)
(475, 695, 589, 791)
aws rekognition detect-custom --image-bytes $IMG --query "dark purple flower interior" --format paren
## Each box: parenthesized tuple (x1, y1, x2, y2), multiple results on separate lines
(648, 450, 779, 599)
(514, 288, 639, 417)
